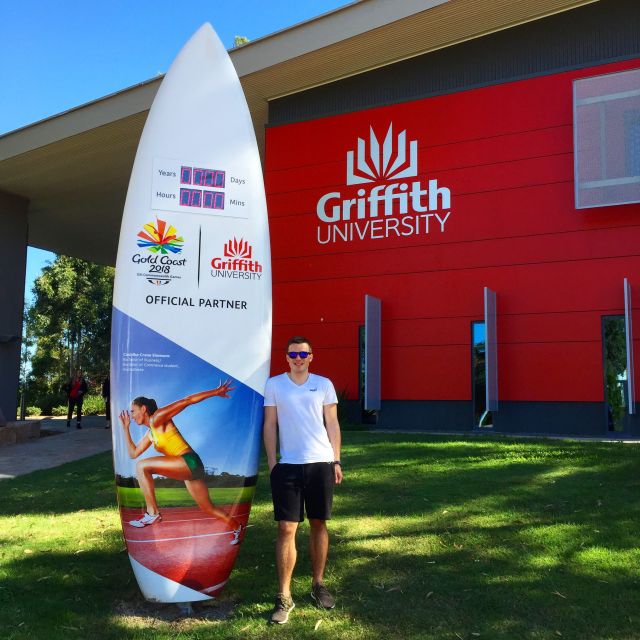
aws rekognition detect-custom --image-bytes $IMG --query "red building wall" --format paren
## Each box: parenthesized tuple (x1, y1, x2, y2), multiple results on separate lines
(265, 59, 640, 409)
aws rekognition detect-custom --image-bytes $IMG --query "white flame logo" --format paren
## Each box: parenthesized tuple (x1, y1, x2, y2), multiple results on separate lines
(346, 123, 418, 185)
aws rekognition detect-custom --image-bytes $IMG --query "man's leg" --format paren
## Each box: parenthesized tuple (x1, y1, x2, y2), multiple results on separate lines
(105, 396, 111, 428)
(309, 518, 329, 586)
(76, 398, 83, 428)
(269, 464, 302, 623)
(66, 399, 73, 427)
(276, 520, 299, 597)
(305, 463, 336, 609)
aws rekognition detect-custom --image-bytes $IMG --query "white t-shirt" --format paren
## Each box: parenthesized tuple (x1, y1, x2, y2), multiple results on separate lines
(264, 372, 338, 464)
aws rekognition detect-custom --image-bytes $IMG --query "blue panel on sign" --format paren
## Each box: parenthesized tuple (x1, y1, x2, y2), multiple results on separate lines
(192, 167, 225, 188)
(180, 166, 192, 184)
(193, 168, 205, 186)
(180, 188, 202, 207)
(203, 191, 224, 210)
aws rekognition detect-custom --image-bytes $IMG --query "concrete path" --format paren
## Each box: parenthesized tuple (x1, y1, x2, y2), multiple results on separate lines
(0, 415, 112, 480)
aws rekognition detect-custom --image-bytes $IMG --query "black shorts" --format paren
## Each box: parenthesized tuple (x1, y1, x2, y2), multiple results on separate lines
(270, 462, 335, 522)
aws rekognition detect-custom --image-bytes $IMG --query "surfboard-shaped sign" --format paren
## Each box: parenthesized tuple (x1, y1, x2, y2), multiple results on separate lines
(110, 23, 271, 603)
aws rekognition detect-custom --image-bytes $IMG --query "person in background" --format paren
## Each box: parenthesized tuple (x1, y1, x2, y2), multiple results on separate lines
(102, 376, 111, 429)
(64, 369, 88, 429)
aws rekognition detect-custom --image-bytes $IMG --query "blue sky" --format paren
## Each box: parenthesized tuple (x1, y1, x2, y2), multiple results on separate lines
(0, 0, 349, 300)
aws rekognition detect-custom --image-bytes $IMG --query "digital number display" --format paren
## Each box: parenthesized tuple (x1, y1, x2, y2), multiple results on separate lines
(180, 188, 202, 207)
(203, 191, 225, 210)
(177, 164, 226, 210)
(180, 166, 192, 184)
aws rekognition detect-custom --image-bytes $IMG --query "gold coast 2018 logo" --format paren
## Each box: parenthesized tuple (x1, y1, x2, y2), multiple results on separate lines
(133, 218, 186, 285)
(316, 124, 452, 245)
(210, 237, 263, 281)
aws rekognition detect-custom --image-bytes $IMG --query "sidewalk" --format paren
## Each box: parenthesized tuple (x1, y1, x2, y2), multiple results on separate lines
(0, 415, 112, 480)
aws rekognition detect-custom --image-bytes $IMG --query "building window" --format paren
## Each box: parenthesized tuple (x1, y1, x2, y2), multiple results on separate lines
(472, 321, 492, 428)
(358, 324, 377, 424)
(625, 110, 640, 176)
(602, 315, 628, 432)
(574, 67, 640, 209)
(358, 325, 365, 404)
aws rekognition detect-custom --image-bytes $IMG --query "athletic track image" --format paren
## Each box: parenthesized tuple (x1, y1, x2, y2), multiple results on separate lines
(120, 503, 251, 596)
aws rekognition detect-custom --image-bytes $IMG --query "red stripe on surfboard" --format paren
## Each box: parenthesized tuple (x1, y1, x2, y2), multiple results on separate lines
(120, 504, 251, 595)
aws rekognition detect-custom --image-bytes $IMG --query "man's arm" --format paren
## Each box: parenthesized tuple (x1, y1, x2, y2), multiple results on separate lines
(323, 403, 343, 484)
(263, 405, 278, 472)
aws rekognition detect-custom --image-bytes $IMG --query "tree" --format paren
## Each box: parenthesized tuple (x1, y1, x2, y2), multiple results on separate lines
(25, 256, 114, 411)
(234, 35, 250, 47)
(17, 305, 35, 416)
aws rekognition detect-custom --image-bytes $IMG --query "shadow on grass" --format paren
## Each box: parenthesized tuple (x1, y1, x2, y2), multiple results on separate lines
(1, 434, 639, 639)
(0, 453, 118, 516)
(321, 434, 640, 639)
(325, 530, 640, 639)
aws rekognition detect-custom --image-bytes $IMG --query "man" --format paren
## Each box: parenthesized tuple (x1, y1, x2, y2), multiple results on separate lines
(263, 336, 343, 624)
(64, 369, 88, 429)
(102, 376, 111, 429)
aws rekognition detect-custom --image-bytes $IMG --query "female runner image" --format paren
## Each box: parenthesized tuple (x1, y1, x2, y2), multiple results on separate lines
(119, 379, 243, 544)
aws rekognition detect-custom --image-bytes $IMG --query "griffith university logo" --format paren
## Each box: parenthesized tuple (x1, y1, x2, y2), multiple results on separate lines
(347, 124, 418, 184)
(211, 238, 263, 281)
(132, 218, 187, 285)
(317, 123, 452, 245)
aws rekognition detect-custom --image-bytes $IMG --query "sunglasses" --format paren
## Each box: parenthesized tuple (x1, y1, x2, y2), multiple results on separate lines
(287, 351, 311, 359)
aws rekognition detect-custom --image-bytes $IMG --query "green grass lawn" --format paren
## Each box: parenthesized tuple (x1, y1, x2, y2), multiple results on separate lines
(116, 485, 255, 507)
(1, 433, 639, 640)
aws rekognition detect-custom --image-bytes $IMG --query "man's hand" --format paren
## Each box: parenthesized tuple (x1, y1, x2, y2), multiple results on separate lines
(263, 406, 278, 474)
(334, 463, 343, 485)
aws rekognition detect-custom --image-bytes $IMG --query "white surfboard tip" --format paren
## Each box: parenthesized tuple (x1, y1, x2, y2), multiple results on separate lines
(187, 21, 224, 51)
(129, 555, 214, 603)
(193, 22, 215, 39)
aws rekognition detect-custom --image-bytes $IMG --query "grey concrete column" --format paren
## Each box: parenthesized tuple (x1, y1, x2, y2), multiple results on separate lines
(0, 190, 28, 423)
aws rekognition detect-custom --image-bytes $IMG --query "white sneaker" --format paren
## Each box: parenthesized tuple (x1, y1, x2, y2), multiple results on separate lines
(129, 512, 162, 528)
(230, 524, 244, 545)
